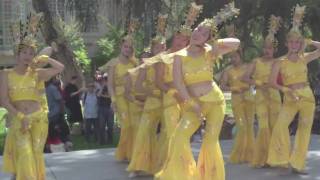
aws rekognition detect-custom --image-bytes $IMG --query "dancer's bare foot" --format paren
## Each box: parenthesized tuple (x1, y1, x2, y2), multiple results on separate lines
(292, 168, 308, 175)
(128, 172, 139, 178)
(128, 171, 150, 178)
(261, 164, 271, 168)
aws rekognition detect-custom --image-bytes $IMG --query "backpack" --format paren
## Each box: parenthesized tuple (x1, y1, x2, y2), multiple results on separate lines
(83, 92, 88, 105)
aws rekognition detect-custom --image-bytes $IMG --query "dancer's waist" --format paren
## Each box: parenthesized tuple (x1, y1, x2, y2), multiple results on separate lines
(187, 81, 213, 98)
(13, 100, 41, 115)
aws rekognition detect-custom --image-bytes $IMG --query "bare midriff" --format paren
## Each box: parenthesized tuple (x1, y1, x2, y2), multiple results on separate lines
(187, 81, 212, 98)
(13, 100, 41, 115)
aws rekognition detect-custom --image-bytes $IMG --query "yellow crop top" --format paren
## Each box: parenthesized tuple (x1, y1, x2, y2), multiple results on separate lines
(164, 63, 174, 83)
(279, 57, 308, 86)
(179, 47, 214, 85)
(114, 59, 136, 87)
(7, 69, 39, 102)
(145, 65, 159, 94)
(253, 58, 273, 84)
(227, 65, 249, 90)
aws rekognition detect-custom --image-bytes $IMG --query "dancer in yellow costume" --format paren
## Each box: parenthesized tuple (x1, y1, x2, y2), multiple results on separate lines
(267, 5, 320, 174)
(1, 12, 64, 180)
(220, 50, 255, 164)
(156, 3, 240, 180)
(243, 15, 282, 168)
(127, 16, 168, 176)
(102, 35, 137, 161)
(125, 51, 151, 158)
(154, 3, 202, 172)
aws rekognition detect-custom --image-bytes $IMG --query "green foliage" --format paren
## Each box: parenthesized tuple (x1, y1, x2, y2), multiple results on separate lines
(94, 20, 125, 67)
(94, 20, 145, 68)
(161, 0, 192, 38)
(132, 29, 145, 57)
(56, 18, 91, 73)
(0, 108, 8, 155)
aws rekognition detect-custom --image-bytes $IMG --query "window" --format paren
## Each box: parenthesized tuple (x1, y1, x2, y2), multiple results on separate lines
(0, 0, 24, 51)
(0, 25, 3, 46)
(48, 0, 66, 20)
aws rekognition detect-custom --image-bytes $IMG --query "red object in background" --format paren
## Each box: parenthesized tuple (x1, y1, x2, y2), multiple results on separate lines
(277, 73, 283, 85)
(47, 137, 62, 145)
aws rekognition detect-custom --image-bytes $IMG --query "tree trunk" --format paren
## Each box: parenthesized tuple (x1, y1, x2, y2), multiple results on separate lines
(32, 0, 85, 87)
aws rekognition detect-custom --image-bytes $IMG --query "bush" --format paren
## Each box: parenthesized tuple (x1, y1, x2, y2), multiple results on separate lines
(56, 18, 91, 73)
(94, 20, 145, 68)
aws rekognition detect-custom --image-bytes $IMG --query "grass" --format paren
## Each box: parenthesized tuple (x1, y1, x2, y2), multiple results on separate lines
(70, 132, 119, 151)
(0, 108, 8, 155)
(225, 99, 233, 116)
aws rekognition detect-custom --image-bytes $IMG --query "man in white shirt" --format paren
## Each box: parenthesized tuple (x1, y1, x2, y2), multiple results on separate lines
(82, 82, 99, 142)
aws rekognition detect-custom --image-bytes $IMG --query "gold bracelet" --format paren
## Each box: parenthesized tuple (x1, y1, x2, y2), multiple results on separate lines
(35, 55, 49, 63)
(217, 39, 224, 47)
(281, 87, 291, 93)
(16, 112, 25, 121)
(111, 96, 116, 102)
(255, 80, 263, 86)
(305, 38, 312, 46)
(183, 99, 196, 108)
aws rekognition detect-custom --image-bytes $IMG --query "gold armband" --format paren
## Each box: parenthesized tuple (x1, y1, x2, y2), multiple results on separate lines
(16, 112, 25, 121)
(35, 55, 49, 63)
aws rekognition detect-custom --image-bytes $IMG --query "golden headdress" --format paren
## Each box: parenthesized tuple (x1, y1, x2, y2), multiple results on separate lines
(179, 2, 203, 36)
(288, 4, 306, 39)
(198, 2, 240, 35)
(265, 15, 281, 48)
(10, 12, 43, 54)
(122, 18, 140, 45)
(151, 14, 168, 44)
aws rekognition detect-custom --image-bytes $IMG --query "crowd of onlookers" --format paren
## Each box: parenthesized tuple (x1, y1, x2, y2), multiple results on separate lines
(45, 71, 114, 152)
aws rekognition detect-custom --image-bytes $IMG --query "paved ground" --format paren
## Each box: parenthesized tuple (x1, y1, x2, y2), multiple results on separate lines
(1, 135, 319, 180)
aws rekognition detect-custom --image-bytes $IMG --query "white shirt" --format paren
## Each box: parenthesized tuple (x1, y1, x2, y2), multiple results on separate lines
(82, 92, 98, 119)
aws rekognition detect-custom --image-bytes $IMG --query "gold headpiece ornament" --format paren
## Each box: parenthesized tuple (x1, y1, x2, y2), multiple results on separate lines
(198, 2, 240, 35)
(10, 12, 43, 54)
(265, 15, 281, 48)
(123, 18, 140, 45)
(179, 2, 203, 36)
(288, 4, 306, 38)
(152, 14, 168, 44)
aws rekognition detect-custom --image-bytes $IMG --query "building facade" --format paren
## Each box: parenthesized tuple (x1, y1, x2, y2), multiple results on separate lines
(0, 0, 127, 68)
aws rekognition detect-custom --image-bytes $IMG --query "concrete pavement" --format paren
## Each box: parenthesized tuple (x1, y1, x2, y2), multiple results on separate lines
(1, 135, 319, 180)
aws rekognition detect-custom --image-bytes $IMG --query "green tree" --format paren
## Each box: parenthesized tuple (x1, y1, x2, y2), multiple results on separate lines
(55, 18, 91, 74)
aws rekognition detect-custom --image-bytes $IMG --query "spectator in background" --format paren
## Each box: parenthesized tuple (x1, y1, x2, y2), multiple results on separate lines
(314, 77, 320, 105)
(82, 82, 99, 142)
(46, 77, 72, 151)
(94, 70, 103, 95)
(64, 76, 84, 129)
(97, 73, 114, 144)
